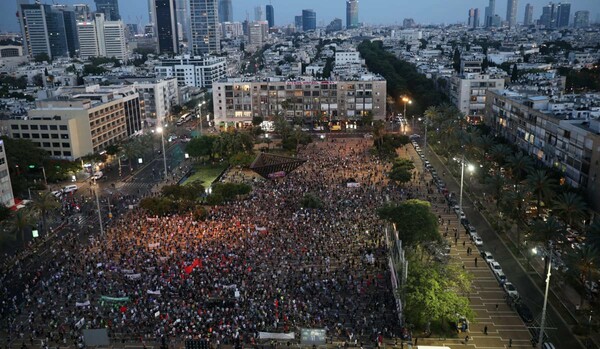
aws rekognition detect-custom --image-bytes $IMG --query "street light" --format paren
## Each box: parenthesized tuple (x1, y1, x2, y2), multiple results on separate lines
(402, 96, 412, 123)
(457, 155, 475, 238)
(156, 126, 168, 179)
(537, 244, 553, 349)
(93, 184, 104, 236)
(197, 101, 206, 135)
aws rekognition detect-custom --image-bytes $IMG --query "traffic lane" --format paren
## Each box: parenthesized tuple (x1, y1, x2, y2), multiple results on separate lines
(425, 151, 581, 349)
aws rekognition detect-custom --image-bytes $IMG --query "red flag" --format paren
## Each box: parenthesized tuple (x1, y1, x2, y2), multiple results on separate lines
(184, 265, 194, 274)
(119, 306, 127, 313)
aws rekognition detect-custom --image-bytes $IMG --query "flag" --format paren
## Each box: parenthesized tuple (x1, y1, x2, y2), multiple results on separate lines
(119, 306, 127, 313)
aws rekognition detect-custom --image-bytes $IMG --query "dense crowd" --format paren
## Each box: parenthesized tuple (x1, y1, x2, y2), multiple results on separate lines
(1, 138, 415, 348)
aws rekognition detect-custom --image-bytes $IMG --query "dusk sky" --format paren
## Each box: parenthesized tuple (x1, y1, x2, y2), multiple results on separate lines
(1, 0, 599, 33)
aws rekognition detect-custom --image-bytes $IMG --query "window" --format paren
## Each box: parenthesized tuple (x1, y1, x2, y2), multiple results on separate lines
(43, 142, 50, 147)
(31, 125, 38, 130)
(50, 125, 57, 130)
(51, 134, 59, 139)
(52, 142, 59, 147)
(13, 134, 20, 138)
(59, 125, 67, 130)
(0, 158, 4, 165)
(40, 125, 48, 130)
(62, 142, 70, 148)
(63, 151, 71, 156)
(53, 151, 61, 156)
(32, 134, 40, 138)
(42, 134, 49, 139)
(10, 125, 18, 130)
(20, 125, 29, 130)
(22, 133, 30, 138)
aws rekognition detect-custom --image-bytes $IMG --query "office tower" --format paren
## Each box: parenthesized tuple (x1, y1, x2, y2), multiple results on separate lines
(574, 11, 590, 28)
(294, 15, 303, 31)
(175, 0, 191, 41)
(346, 0, 359, 29)
(556, 2, 570, 28)
(154, 0, 179, 54)
(266, 5, 274, 28)
(77, 13, 128, 60)
(94, 0, 120, 21)
(473, 9, 480, 28)
(485, 0, 496, 27)
(403, 18, 415, 28)
(190, 0, 220, 55)
(53, 5, 79, 57)
(524, 3, 533, 25)
(326, 18, 343, 32)
(18, 3, 69, 59)
(468, 8, 475, 27)
(248, 22, 263, 46)
(302, 9, 316, 31)
(506, 0, 518, 28)
(218, 0, 233, 23)
(540, 3, 555, 27)
(254, 6, 263, 21)
(73, 4, 91, 22)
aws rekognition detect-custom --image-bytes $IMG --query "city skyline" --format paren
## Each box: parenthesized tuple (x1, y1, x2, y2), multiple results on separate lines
(2, 0, 600, 32)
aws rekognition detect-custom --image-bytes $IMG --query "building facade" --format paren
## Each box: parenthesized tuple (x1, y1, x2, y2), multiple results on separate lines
(0, 140, 15, 208)
(574, 10, 589, 28)
(213, 76, 387, 127)
(346, 0, 359, 29)
(302, 10, 316, 31)
(266, 5, 275, 28)
(77, 13, 128, 61)
(485, 90, 600, 210)
(129, 78, 179, 125)
(155, 55, 227, 89)
(94, 0, 120, 21)
(190, 0, 220, 55)
(524, 3, 533, 26)
(218, 0, 233, 23)
(449, 73, 505, 116)
(18, 3, 70, 59)
(506, 0, 518, 28)
(154, 0, 179, 55)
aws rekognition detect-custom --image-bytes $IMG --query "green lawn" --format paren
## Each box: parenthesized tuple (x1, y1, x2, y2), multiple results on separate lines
(182, 163, 228, 187)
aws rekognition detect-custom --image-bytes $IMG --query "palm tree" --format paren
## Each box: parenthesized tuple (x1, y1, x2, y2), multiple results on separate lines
(501, 188, 530, 245)
(485, 173, 506, 208)
(372, 120, 386, 148)
(553, 192, 587, 228)
(478, 134, 496, 155)
(586, 219, 600, 251)
(506, 152, 534, 186)
(30, 191, 60, 235)
(489, 144, 512, 167)
(528, 216, 563, 245)
(525, 170, 557, 217)
(569, 246, 598, 307)
(10, 209, 33, 248)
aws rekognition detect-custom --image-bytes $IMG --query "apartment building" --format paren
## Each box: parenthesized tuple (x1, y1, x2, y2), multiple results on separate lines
(0, 140, 15, 208)
(485, 89, 600, 210)
(6, 86, 143, 160)
(155, 55, 227, 89)
(129, 78, 179, 124)
(450, 73, 505, 116)
(213, 75, 386, 127)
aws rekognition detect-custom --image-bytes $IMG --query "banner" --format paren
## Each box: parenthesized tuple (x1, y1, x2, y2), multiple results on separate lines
(147, 290, 161, 295)
(346, 182, 361, 188)
(125, 273, 141, 280)
(75, 318, 85, 329)
(76, 301, 91, 307)
(258, 332, 295, 340)
(122, 269, 135, 274)
(100, 296, 130, 302)
(184, 258, 202, 274)
(148, 243, 160, 249)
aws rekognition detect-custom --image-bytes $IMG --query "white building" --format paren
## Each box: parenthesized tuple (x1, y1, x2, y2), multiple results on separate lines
(129, 78, 179, 125)
(335, 51, 361, 65)
(155, 55, 227, 89)
(450, 73, 506, 116)
(0, 140, 15, 208)
(248, 22, 264, 48)
(221, 21, 243, 39)
(77, 13, 128, 61)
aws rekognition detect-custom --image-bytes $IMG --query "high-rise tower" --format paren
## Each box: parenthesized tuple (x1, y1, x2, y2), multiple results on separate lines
(94, 0, 121, 21)
(218, 0, 233, 23)
(485, 0, 496, 27)
(302, 9, 316, 31)
(346, 0, 359, 29)
(506, 0, 518, 28)
(524, 3, 533, 26)
(191, 0, 221, 54)
(266, 5, 275, 28)
(153, 0, 179, 54)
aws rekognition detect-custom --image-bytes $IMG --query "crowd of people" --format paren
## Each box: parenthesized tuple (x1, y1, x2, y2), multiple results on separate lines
(0, 137, 425, 348)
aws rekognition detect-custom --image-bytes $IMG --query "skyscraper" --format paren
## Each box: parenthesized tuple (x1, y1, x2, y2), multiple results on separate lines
(218, 0, 233, 23)
(73, 4, 91, 22)
(506, 0, 518, 28)
(540, 3, 556, 27)
(176, 0, 191, 42)
(346, 0, 359, 29)
(254, 6, 263, 21)
(266, 5, 275, 28)
(52, 5, 79, 57)
(94, 0, 120, 21)
(524, 3, 533, 26)
(484, 0, 496, 27)
(153, 0, 179, 54)
(574, 11, 590, 28)
(556, 2, 571, 28)
(468, 8, 475, 28)
(18, 3, 69, 59)
(473, 9, 480, 28)
(294, 15, 303, 31)
(190, 0, 220, 55)
(302, 9, 316, 31)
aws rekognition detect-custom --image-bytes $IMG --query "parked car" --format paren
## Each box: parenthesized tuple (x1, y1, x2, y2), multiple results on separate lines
(494, 270, 507, 284)
(51, 190, 63, 199)
(90, 171, 103, 180)
(63, 184, 78, 194)
(481, 251, 494, 264)
(503, 282, 519, 299)
(515, 301, 534, 323)
(489, 261, 503, 274)
(473, 235, 483, 246)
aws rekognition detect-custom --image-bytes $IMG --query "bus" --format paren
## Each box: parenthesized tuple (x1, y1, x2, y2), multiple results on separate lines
(176, 113, 192, 126)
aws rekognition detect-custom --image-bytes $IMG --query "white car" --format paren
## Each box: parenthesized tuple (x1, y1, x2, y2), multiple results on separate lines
(51, 190, 63, 199)
(472, 234, 483, 246)
(494, 269, 507, 284)
(90, 171, 103, 180)
(503, 282, 519, 299)
(490, 261, 503, 274)
(481, 251, 494, 264)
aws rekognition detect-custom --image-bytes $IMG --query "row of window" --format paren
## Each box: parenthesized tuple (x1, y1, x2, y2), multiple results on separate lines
(13, 133, 69, 140)
(11, 124, 67, 131)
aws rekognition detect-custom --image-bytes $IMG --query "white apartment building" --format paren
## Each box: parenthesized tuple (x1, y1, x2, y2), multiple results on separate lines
(155, 55, 227, 89)
(130, 78, 179, 125)
(450, 73, 505, 116)
(213, 75, 387, 127)
(221, 21, 243, 39)
(335, 51, 361, 65)
(77, 13, 128, 61)
(0, 140, 15, 208)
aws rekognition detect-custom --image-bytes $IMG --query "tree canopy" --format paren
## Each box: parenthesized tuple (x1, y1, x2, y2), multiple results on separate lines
(378, 199, 440, 247)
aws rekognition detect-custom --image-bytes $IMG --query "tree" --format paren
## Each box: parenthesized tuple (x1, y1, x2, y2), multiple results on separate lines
(489, 144, 512, 166)
(378, 199, 440, 247)
(525, 170, 556, 217)
(105, 144, 121, 157)
(506, 152, 534, 185)
(388, 158, 414, 186)
(30, 191, 59, 235)
(511, 64, 519, 81)
(32, 74, 44, 87)
(300, 193, 324, 209)
(10, 209, 33, 247)
(186, 135, 217, 160)
(372, 120, 386, 148)
(33, 52, 51, 63)
(485, 173, 506, 208)
(452, 48, 461, 72)
(552, 192, 587, 228)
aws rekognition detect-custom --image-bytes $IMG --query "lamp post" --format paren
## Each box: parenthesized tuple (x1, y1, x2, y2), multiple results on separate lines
(457, 155, 474, 238)
(402, 97, 412, 119)
(196, 101, 206, 135)
(156, 126, 168, 179)
(94, 184, 104, 236)
(537, 244, 552, 348)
